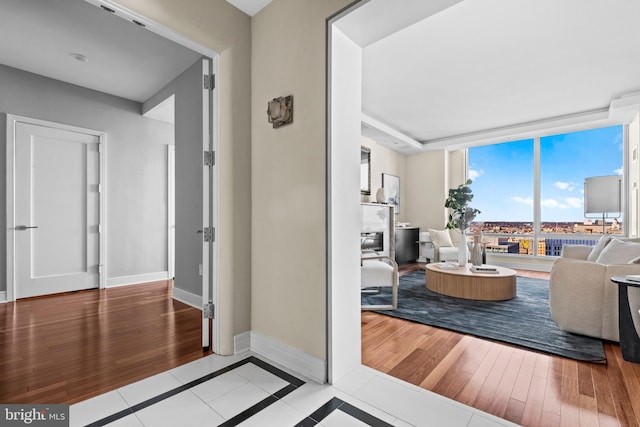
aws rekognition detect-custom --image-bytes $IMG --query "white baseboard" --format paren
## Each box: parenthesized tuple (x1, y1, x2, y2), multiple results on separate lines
(250, 331, 326, 384)
(0, 291, 6, 303)
(234, 331, 251, 354)
(172, 286, 201, 310)
(106, 271, 170, 288)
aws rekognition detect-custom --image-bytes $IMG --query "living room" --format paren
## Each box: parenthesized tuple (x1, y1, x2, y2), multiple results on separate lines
(331, 1, 640, 425)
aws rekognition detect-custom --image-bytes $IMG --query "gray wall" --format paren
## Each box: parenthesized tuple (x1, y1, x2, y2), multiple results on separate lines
(145, 59, 205, 298)
(0, 64, 173, 292)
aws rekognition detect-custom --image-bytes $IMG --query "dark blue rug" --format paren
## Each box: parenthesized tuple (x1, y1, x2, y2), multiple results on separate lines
(362, 270, 605, 362)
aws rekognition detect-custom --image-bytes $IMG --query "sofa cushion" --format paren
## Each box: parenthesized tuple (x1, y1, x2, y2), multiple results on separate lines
(587, 234, 612, 262)
(428, 229, 453, 247)
(448, 228, 463, 247)
(596, 238, 640, 264)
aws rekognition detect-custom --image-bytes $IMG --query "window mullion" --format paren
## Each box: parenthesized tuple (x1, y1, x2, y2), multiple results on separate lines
(533, 137, 541, 249)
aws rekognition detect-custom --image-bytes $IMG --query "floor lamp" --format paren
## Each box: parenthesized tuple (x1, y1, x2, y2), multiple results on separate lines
(584, 176, 622, 234)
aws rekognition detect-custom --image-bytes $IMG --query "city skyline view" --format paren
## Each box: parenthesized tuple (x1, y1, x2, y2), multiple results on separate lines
(468, 125, 624, 224)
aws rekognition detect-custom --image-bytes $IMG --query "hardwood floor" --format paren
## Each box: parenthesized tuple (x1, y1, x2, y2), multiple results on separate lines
(362, 263, 640, 427)
(0, 281, 211, 404)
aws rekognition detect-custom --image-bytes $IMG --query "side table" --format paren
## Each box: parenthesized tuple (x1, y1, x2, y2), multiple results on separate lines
(610, 276, 640, 363)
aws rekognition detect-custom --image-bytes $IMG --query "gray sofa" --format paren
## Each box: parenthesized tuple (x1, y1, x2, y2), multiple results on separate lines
(549, 237, 640, 342)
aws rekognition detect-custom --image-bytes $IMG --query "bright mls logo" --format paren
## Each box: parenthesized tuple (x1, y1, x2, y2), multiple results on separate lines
(1, 405, 68, 426)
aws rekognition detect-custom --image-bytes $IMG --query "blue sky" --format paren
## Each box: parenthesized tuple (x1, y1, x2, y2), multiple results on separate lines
(468, 125, 623, 222)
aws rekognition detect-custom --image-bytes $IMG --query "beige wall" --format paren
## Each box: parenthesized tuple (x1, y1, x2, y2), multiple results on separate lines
(403, 150, 466, 231)
(114, 0, 252, 354)
(251, 0, 351, 360)
(360, 136, 408, 222)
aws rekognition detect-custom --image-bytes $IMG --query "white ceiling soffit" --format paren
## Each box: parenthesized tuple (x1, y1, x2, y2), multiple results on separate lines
(144, 94, 175, 124)
(361, 113, 423, 155)
(352, 0, 640, 151)
(335, 0, 463, 48)
(226, 0, 272, 17)
(0, 0, 202, 103)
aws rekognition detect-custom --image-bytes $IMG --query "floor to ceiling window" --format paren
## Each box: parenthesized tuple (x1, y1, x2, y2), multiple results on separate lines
(468, 125, 624, 257)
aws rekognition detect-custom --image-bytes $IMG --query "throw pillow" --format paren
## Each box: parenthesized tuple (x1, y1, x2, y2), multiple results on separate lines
(428, 229, 453, 247)
(448, 228, 462, 247)
(596, 238, 640, 265)
(586, 234, 612, 262)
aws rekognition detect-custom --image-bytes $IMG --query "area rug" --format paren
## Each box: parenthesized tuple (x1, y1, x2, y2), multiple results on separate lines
(362, 270, 606, 362)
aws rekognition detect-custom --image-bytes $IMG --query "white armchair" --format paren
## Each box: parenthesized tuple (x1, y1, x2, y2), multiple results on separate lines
(361, 254, 398, 310)
(361, 202, 398, 310)
(418, 229, 467, 263)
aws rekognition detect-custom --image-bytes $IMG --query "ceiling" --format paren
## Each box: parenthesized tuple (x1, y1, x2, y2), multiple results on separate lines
(0, 0, 202, 103)
(2, 0, 639, 151)
(340, 0, 640, 153)
(226, 0, 272, 17)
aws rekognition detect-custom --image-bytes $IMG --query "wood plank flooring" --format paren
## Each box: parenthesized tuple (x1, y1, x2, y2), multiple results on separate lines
(0, 281, 211, 404)
(362, 264, 640, 427)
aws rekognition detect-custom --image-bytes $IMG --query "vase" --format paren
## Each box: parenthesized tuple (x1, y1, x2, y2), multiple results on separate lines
(458, 230, 468, 267)
(471, 235, 483, 266)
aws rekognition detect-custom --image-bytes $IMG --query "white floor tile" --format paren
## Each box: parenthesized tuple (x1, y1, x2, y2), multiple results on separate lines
(332, 365, 376, 395)
(281, 382, 341, 415)
(190, 370, 248, 404)
(234, 362, 290, 394)
(70, 391, 129, 427)
(332, 393, 396, 425)
(468, 413, 517, 427)
(237, 400, 306, 427)
(321, 409, 370, 427)
(353, 376, 473, 427)
(134, 390, 224, 427)
(103, 414, 145, 427)
(392, 418, 416, 427)
(207, 382, 270, 420)
(117, 372, 183, 406)
(167, 355, 227, 384)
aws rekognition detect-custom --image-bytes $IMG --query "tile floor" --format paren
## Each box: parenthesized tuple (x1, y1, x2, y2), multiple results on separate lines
(70, 352, 519, 427)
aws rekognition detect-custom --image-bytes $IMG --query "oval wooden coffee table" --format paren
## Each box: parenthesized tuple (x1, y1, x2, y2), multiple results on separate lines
(425, 263, 517, 301)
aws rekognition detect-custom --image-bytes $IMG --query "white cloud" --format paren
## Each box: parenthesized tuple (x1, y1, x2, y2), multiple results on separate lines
(469, 168, 483, 181)
(553, 181, 574, 191)
(511, 196, 533, 206)
(565, 197, 583, 208)
(614, 167, 623, 175)
(540, 197, 582, 210)
(541, 198, 561, 208)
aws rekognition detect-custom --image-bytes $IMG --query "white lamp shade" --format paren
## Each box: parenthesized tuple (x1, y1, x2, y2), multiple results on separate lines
(584, 175, 622, 215)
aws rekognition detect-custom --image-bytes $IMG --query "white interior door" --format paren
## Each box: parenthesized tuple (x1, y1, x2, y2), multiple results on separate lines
(13, 121, 101, 298)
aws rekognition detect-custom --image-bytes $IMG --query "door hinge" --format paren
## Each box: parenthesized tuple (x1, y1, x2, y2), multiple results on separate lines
(203, 302, 215, 319)
(204, 74, 215, 90)
(204, 150, 215, 167)
(201, 226, 215, 242)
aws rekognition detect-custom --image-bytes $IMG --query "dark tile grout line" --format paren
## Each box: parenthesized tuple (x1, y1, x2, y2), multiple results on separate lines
(86, 355, 394, 427)
(85, 355, 304, 427)
(294, 397, 394, 427)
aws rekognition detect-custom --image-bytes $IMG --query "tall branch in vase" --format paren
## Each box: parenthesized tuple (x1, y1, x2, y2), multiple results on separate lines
(445, 179, 481, 232)
(445, 179, 481, 266)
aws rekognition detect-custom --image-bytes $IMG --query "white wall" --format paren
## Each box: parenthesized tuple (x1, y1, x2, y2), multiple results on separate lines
(629, 114, 640, 238)
(0, 64, 172, 292)
(328, 27, 362, 383)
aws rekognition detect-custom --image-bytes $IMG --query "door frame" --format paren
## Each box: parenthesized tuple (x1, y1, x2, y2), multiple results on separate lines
(5, 114, 107, 301)
(84, 0, 221, 353)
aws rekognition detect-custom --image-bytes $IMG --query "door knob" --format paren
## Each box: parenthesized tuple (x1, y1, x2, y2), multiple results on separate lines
(16, 225, 38, 231)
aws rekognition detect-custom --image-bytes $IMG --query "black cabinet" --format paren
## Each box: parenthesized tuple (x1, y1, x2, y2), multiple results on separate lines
(395, 227, 419, 264)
